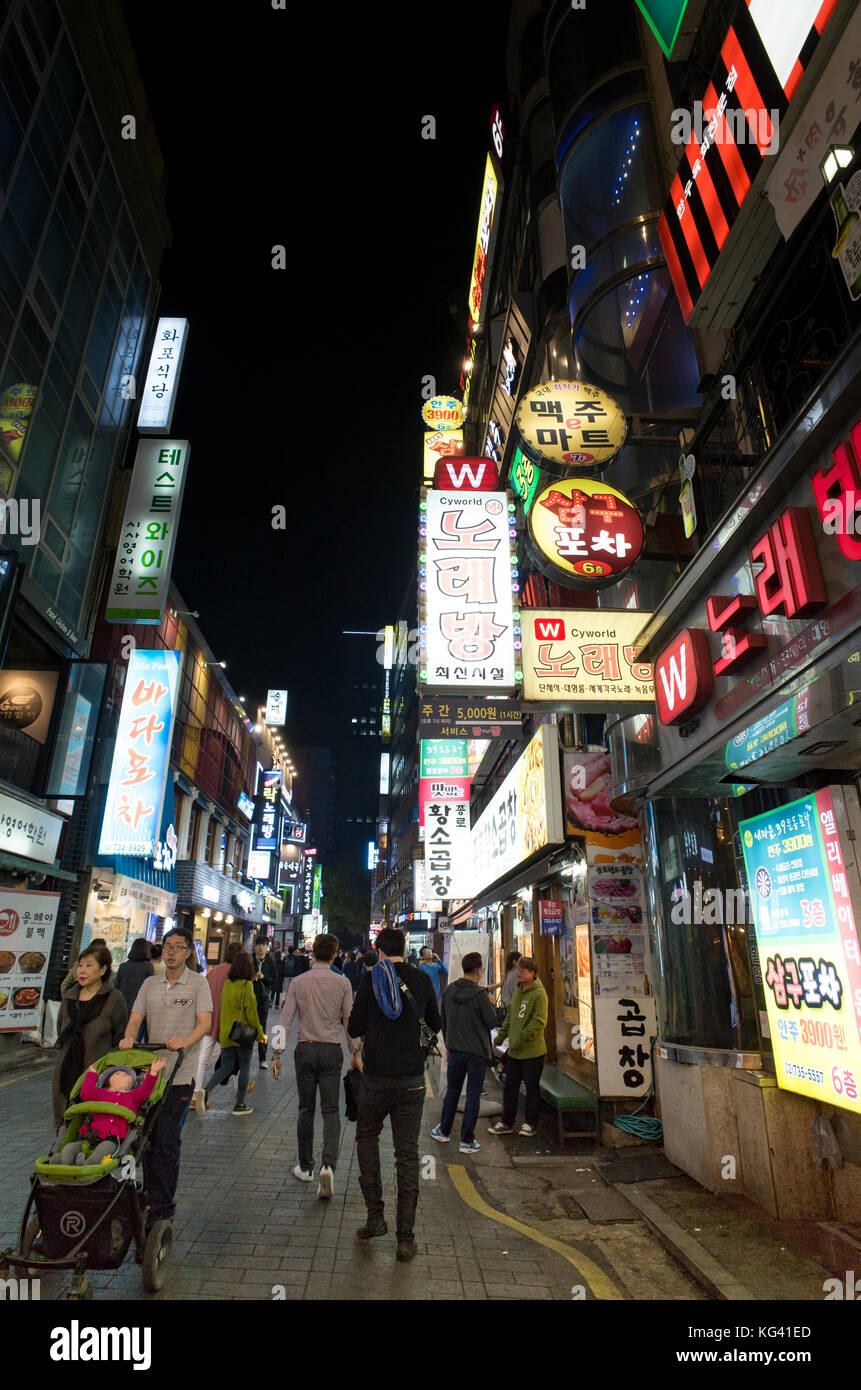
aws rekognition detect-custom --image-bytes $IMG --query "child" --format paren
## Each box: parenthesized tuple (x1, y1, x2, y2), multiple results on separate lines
(57, 1057, 166, 1166)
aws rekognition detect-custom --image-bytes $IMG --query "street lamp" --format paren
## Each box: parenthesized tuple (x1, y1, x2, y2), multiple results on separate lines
(820, 145, 854, 185)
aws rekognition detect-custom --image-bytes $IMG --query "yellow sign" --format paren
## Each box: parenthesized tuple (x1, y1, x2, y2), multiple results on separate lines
(516, 380, 627, 470)
(522, 609, 653, 705)
(421, 396, 463, 432)
(527, 476, 644, 586)
(467, 154, 498, 324)
(423, 429, 463, 482)
(0, 382, 38, 467)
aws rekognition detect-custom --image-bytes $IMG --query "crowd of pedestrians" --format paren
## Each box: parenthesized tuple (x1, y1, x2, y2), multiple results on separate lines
(48, 927, 549, 1263)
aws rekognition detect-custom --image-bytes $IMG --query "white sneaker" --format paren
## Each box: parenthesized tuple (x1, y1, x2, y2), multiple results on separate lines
(317, 1165, 334, 1200)
(487, 1121, 515, 1135)
(259, 1060, 269, 1070)
(518, 1123, 537, 1137)
(192, 1088, 206, 1117)
(293, 1164, 314, 1183)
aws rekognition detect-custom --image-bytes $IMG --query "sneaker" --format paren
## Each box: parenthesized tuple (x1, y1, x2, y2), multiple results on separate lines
(259, 1060, 269, 1070)
(487, 1121, 515, 1134)
(232, 1103, 253, 1116)
(317, 1165, 334, 1200)
(518, 1123, 537, 1137)
(293, 1164, 314, 1183)
(396, 1236, 417, 1262)
(430, 1125, 451, 1143)
(459, 1139, 482, 1153)
(357, 1217, 388, 1239)
(192, 1089, 206, 1117)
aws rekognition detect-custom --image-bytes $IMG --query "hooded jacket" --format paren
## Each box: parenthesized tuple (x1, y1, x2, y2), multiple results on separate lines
(440, 978, 498, 1062)
(494, 978, 549, 1059)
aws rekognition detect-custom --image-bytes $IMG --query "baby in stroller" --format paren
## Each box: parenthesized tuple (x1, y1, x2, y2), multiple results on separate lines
(57, 1057, 166, 1166)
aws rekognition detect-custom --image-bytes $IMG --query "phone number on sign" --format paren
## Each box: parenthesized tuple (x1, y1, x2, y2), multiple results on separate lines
(784, 1061, 824, 1085)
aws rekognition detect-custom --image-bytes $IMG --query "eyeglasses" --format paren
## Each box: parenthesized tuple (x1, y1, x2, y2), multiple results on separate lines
(162, 943, 189, 952)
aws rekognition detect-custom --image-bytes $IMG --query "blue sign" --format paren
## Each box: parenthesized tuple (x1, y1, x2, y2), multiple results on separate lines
(98, 650, 180, 857)
(237, 790, 254, 820)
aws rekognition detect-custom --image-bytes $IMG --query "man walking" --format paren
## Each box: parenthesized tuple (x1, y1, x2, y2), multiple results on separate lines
(119, 927, 212, 1226)
(487, 957, 548, 1138)
(272, 932, 357, 1199)
(431, 951, 498, 1153)
(348, 927, 441, 1263)
(252, 937, 277, 1068)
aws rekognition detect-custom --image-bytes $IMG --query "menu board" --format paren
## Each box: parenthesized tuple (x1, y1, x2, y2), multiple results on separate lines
(585, 862, 656, 1096)
(0, 888, 61, 1031)
(741, 786, 861, 1115)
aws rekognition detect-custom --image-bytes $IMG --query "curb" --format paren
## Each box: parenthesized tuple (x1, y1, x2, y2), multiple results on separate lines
(613, 1182, 758, 1301)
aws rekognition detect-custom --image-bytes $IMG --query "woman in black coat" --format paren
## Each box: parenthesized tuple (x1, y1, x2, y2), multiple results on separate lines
(52, 945, 128, 1129)
(114, 938, 154, 1020)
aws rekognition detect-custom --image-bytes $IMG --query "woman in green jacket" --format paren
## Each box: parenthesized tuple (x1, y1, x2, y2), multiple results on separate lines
(200, 952, 265, 1116)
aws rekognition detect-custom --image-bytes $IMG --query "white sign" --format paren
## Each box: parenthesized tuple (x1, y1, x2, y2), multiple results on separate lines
(379, 752, 390, 796)
(766, 7, 861, 238)
(137, 318, 189, 432)
(413, 858, 442, 915)
(105, 440, 191, 624)
(471, 723, 564, 898)
(595, 995, 657, 1099)
(0, 888, 61, 1032)
(425, 798, 472, 901)
(421, 490, 517, 691)
(0, 789, 63, 864)
(265, 690, 288, 725)
(248, 850, 271, 879)
(201, 884, 219, 904)
(522, 609, 654, 706)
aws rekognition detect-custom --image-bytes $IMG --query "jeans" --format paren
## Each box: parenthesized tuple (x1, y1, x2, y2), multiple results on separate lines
(294, 1042, 343, 1171)
(205, 1043, 253, 1105)
(501, 1054, 546, 1127)
(356, 1073, 425, 1237)
(439, 1051, 488, 1143)
(146, 1083, 193, 1222)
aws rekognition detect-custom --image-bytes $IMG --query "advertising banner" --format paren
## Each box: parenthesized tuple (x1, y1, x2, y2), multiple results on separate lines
(522, 610, 653, 707)
(421, 489, 518, 692)
(526, 478, 644, 588)
(563, 749, 642, 844)
(0, 669, 61, 745)
(471, 723, 564, 898)
(0, 888, 61, 1032)
(265, 689, 288, 725)
(467, 153, 499, 324)
(106, 440, 191, 624)
(516, 381, 627, 471)
(423, 430, 463, 482)
(425, 797, 471, 902)
(98, 650, 180, 857)
(0, 788, 63, 864)
(418, 694, 522, 739)
(741, 786, 861, 1115)
(586, 862, 655, 1097)
(419, 776, 471, 828)
(539, 900, 563, 935)
(248, 850, 271, 880)
(137, 318, 189, 433)
(420, 739, 468, 778)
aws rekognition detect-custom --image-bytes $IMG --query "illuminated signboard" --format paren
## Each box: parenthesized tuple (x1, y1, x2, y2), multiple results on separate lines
(98, 650, 180, 856)
(516, 381, 627, 472)
(508, 445, 542, 514)
(741, 787, 861, 1116)
(248, 850, 271, 879)
(379, 752, 390, 796)
(106, 440, 191, 624)
(432, 456, 499, 492)
(425, 797, 472, 902)
(527, 477, 644, 587)
(423, 430, 463, 482)
(137, 318, 189, 433)
(421, 396, 463, 432)
(522, 610, 654, 707)
(634, 0, 690, 59)
(471, 723, 565, 898)
(467, 154, 499, 325)
(282, 819, 307, 844)
(265, 689, 288, 725)
(657, 0, 837, 322)
(254, 769, 281, 851)
(419, 489, 519, 692)
(237, 790, 255, 820)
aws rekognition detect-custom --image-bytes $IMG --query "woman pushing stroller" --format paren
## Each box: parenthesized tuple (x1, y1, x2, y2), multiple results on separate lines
(57, 1057, 167, 1166)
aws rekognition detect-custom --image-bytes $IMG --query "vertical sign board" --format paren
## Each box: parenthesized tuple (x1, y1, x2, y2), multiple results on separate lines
(106, 440, 191, 623)
(741, 787, 861, 1115)
(0, 888, 61, 1032)
(539, 900, 564, 935)
(255, 770, 281, 852)
(421, 489, 518, 692)
(98, 650, 180, 856)
(136, 318, 189, 433)
(468, 153, 499, 326)
(425, 798, 472, 903)
(265, 690, 288, 725)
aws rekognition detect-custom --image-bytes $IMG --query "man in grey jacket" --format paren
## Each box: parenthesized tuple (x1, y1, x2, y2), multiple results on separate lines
(430, 952, 498, 1153)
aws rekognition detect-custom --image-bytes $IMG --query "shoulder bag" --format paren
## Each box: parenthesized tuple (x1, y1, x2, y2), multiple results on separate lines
(399, 980, 441, 1059)
(229, 982, 258, 1046)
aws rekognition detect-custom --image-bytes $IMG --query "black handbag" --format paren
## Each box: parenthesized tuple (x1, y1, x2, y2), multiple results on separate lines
(343, 1067, 363, 1121)
(229, 982, 258, 1046)
(399, 980, 441, 1059)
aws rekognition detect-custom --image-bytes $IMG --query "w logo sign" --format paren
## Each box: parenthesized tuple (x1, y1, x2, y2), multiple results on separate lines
(534, 618, 565, 640)
(654, 628, 713, 726)
(433, 456, 499, 491)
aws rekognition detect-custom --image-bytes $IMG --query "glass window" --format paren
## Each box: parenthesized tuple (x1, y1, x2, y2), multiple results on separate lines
(43, 662, 108, 797)
(39, 216, 75, 301)
(28, 104, 61, 184)
(42, 517, 65, 560)
(17, 406, 59, 504)
(560, 106, 655, 252)
(115, 207, 136, 270)
(30, 545, 60, 599)
(44, 67, 74, 143)
(18, 10, 48, 71)
(8, 316, 47, 384)
(10, 149, 52, 249)
(45, 346, 73, 411)
(98, 160, 120, 223)
(56, 166, 86, 243)
(32, 274, 57, 327)
(77, 103, 102, 175)
(48, 396, 91, 529)
(62, 261, 96, 345)
(0, 29, 39, 126)
(0, 292, 14, 351)
(51, 36, 83, 124)
(0, 211, 31, 287)
(56, 566, 84, 627)
(84, 305, 116, 387)
(31, 0, 61, 52)
(89, 194, 113, 259)
(0, 84, 23, 188)
(79, 370, 99, 410)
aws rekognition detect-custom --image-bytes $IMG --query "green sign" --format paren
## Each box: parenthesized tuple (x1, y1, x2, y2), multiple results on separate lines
(420, 738, 468, 778)
(634, 0, 690, 59)
(508, 445, 541, 513)
(312, 863, 322, 912)
(725, 691, 810, 771)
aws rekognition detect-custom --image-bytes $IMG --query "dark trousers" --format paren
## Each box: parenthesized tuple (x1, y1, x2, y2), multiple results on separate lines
(295, 1042, 343, 1171)
(501, 1054, 545, 1127)
(257, 1003, 269, 1065)
(146, 1083, 193, 1222)
(440, 1051, 487, 1143)
(356, 1074, 425, 1238)
(205, 1042, 253, 1105)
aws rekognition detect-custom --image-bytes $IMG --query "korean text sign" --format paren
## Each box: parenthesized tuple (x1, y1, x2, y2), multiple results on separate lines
(137, 318, 189, 433)
(470, 724, 564, 898)
(741, 787, 861, 1115)
(106, 440, 191, 624)
(425, 797, 472, 902)
(523, 610, 654, 707)
(0, 889, 61, 1032)
(98, 651, 180, 857)
(422, 490, 517, 691)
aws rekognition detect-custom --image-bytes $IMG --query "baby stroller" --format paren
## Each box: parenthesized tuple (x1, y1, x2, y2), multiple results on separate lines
(0, 1045, 182, 1299)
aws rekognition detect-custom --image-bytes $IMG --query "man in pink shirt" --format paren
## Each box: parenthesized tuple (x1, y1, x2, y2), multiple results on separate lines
(272, 932, 358, 1199)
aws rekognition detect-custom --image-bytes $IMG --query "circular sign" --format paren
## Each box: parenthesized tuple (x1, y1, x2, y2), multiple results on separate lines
(60, 1210, 87, 1237)
(0, 910, 19, 937)
(0, 682, 43, 729)
(516, 380, 627, 470)
(0, 383, 37, 417)
(754, 866, 772, 901)
(527, 477, 644, 587)
(422, 396, 463, 432)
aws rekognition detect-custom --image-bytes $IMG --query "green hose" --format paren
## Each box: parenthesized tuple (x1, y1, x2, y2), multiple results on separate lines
(613, 1036, 663, 1140)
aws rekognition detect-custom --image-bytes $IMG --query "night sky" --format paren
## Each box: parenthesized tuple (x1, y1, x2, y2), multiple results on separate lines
(119, 3, 508, 749)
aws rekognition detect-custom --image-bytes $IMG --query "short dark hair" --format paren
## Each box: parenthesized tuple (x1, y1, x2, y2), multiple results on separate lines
(287, 945, 296, 955)
(518, 957, 537, 974)
(313, 933, 339, 962)
(128, 937, 152, 962)
(163, 927, 193, 951)
(78, 944, 113, 983)
(89, 937, 106, 947)
(376, 927, 405, 958)
(462, 952, 483, 975)
(363, 950, 378, 968)
(254, 936, 268, 949)
(420, 946, 433, 958)
(224, 941, 241, 964)
(505, 950, 521, 973)
(229, 950, 255, 982)
(150, 943, 162, 961)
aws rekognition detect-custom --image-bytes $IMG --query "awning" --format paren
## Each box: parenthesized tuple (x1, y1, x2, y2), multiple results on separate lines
(450, 846, 569, 925)
(0, 848, 78, 882)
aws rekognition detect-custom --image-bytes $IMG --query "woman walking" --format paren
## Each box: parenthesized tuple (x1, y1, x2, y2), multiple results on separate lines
(201, 951, 266, 1116)
(52, 944, 128, 1130)
(115, 938, 154, 1024)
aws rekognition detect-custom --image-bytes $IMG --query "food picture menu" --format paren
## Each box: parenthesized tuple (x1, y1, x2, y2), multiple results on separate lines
(0, 888, 61, 1031)
(587, 866, 649, 997)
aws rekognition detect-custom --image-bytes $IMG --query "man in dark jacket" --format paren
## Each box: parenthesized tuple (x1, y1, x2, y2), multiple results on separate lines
(253, 938, 278, 1068)
(430, 952, 498, 1154)
(347, 927, 441, 1263)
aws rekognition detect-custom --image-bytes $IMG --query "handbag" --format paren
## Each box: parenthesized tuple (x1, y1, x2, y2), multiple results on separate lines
(228, 982, 258, 1047)
(343, 1067, 363, 1121)
(399, 980, 441, 1059)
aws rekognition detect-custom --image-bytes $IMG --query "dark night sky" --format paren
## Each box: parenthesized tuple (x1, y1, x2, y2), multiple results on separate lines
(118, 3, 509, 749)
